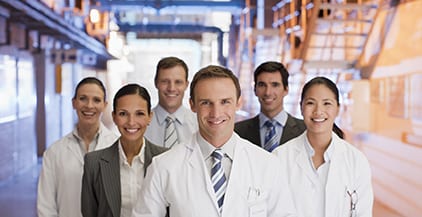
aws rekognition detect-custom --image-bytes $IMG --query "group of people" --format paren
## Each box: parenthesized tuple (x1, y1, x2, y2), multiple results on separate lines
(37, 57, 374, 217)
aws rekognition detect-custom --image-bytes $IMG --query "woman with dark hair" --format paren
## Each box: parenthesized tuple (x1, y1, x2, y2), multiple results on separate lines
(81, 84, 167, 217)
(273, 76, 373, 217)
(38, 77, 118, 217)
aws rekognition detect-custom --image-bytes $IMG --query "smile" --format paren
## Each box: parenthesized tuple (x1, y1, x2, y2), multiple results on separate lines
(312, 118, 326, 122)
(82, 111, 95, 116)
(125, 128, 140, 133)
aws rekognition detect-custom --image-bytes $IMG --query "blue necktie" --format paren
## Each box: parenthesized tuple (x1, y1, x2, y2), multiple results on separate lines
(264, 120, 278, 152)
(211, 149, 227, 213)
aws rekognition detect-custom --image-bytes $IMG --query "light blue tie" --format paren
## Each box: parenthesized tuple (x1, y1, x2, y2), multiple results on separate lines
(264, 120, 278, 152)
(211, 149, 227, 214)
(164, 116, 178, 147)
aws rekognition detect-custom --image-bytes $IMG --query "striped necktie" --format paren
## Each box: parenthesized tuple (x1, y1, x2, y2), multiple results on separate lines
(264, 120, 278, 152)
(211, 149, 227, 214)
(164, 116, 178, 147)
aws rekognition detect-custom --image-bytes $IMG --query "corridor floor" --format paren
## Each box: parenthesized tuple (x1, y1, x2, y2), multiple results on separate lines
(0, 162, 39, 217)
(0, 160, 404, 217)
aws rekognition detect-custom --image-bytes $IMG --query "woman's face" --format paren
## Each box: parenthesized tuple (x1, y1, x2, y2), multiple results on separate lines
(112, 94, 152, 144)
(301, 84, 339, 135)
(72, 83, 107, 126)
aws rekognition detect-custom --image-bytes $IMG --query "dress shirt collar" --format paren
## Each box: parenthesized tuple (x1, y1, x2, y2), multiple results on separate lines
(118, 138, 145, 166)
(155, 104, 187, 125)
(197, 133, 235, 161)
(303, 134, 335, 163)
(72, 126, 100, 153)
(259, 110, 288, 128)
(72, 124, 101, 139)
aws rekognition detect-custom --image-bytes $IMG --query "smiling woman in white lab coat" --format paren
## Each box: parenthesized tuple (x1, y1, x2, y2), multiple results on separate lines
(37, 77, 118, 217)
(273, 76, 373, 217)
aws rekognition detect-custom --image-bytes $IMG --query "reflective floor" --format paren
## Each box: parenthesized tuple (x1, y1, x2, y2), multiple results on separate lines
(0, 160, 404, 217)
(0, 162, 39, 217)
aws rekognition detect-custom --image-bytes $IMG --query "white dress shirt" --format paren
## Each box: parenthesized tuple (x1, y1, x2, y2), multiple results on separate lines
(119, 140, 145, 217)
(303, 136, 334, 217)
(144, 105, 198, 147)
(197, 133, 235, 181)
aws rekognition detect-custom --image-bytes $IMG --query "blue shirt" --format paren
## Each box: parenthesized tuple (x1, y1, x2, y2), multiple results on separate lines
(258, 110, 288, 148)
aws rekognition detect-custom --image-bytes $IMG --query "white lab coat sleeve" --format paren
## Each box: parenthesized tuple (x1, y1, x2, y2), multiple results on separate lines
(132, 157, 168, 217)
(269, 157, 297, 217)
(355, 154, 374, 217)
(37, 150, 59, 217)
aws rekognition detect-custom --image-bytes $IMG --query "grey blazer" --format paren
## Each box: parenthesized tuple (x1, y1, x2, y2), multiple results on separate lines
(81, 139, 168, 217)
(234, 113, 306, 148)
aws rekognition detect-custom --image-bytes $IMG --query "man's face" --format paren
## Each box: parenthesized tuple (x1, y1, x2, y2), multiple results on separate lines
(155, 65, 189, 113)
(254, 71, 288, 118)
(190, 77, 240, 147)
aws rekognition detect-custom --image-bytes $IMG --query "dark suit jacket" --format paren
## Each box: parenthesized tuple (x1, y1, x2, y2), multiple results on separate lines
(234, 113, 306, 148)
(81, 139, 168, 217)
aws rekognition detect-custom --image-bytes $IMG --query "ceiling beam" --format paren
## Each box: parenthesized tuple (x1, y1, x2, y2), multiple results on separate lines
(0, 0, 113, 60)
(97, 0, 245, 9)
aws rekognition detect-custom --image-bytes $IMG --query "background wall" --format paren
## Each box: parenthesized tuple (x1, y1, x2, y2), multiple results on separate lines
(351, 1, 422, 216)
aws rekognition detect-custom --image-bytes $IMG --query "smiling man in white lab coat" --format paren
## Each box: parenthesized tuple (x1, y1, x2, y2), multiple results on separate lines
(132, 65, 297, 217)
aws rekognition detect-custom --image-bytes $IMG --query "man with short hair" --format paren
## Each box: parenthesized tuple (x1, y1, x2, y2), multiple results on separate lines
(144, 56, 198, 147)
(132, 65, 296, 217)
(235, 61, 306, 152)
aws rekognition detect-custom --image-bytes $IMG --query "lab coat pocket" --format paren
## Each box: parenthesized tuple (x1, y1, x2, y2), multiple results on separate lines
(342, 187, 357, 217)
(247, 187, 267, 217)
(249, 201, 267, 217)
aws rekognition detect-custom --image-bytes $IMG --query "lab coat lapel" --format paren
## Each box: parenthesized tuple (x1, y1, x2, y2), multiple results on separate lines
(294, 139, 319, 187)
(67, 123, 115, 165)
(66, 137, 84, 164)
(221, 139, 246, 216)
(186, 139, 220, 215)
(186, 140, 202, 172)
(325, 136, 347, 216)
(96, 124, 116, 150)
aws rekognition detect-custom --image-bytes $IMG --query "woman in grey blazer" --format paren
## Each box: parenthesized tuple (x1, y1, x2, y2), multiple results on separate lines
(81, 84, 168, 217)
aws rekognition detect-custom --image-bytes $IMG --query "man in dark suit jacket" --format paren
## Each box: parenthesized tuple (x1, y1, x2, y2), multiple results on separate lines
(235, 61, 306, 152)
(81, 139, 167, 217)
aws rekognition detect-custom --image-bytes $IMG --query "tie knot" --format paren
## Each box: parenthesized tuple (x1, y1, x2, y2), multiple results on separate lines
(264, 120, 275, 128)
(166, 116, 174, 123)
(211, 149, 224, 160)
